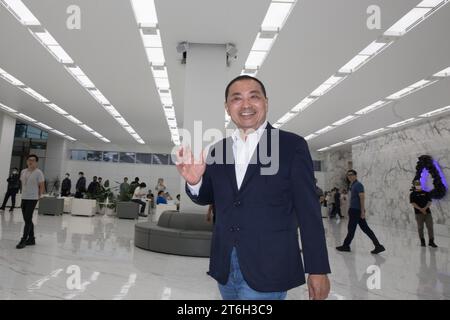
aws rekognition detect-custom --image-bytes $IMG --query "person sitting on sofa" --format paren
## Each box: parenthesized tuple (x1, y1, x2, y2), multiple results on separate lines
(132, 183, 147, 216)
(156, 190, 167, 205)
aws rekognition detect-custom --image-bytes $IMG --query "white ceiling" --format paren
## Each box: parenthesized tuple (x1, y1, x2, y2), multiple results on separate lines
(0, 0, 449, 152)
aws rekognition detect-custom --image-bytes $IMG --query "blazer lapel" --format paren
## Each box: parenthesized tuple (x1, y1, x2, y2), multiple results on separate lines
(223, 137, 239, 195)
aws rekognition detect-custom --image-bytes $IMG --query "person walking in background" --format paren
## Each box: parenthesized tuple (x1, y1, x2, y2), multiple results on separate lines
(119, 177, 130, 201)
(60, 173, 71, 197)
(16, 154, 45, 249)
(132, 182, 148, 217)
(410, 180, 438, 248)
(327, 189, 335, 218)
(336, 170, 385, 254)
(75, 172, 86, 199)
(0, 167, 21, 212)
(333, 188, 343, 218)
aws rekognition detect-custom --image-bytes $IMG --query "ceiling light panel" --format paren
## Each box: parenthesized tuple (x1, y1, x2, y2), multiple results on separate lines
(419, 106, 450, 117)
(131, 0, 179, 144)
(261, 2, 294, 30)
(0, 1, 142, 144)
(387, 118, 418, 128)
(273, 2, 449, 130)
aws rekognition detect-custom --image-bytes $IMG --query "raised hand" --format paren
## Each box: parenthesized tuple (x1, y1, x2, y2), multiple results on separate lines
(175, 145, 207, 185)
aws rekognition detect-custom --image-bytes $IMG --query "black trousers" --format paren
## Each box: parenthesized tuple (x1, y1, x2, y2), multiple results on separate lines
(74, 191, 83, 199)
(343, 208, 381, 247)
(131, 199, 146, 214)
(1, 188, 18, 209)
(21, 199, 38, 240)
(61, 189, 70, 197)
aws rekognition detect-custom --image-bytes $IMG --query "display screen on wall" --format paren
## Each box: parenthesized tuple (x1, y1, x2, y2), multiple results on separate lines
(152, 153, 169, 165)
(120, 152, 136, 163)
(313, 160, 322, 172)
(71, 150, 87, 161)
(136, 153, 152, 164)
(87, 151, 103, 161)
(103, 151, 119, 163)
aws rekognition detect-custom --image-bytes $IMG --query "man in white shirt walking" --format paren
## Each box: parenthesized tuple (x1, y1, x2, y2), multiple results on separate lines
(17, 154, 45, 249)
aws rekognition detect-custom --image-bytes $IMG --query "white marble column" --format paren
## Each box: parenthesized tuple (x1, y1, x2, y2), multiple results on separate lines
(179, 43, 227, 213)
(0, 112, 16, 197)
(44, 134, 69, 194)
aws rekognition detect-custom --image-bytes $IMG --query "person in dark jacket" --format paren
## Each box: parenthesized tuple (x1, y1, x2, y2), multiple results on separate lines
(61, 173, 72, 197)
(0, 168, 21, 212)
(75, 172, 86, 198)
(87, 176, 99, 197)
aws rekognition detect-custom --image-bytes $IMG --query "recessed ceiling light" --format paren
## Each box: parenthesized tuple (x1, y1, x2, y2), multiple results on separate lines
(2, 0, 40, 25)
(0, 71, 24, 86)
(433, 66, 450, 77)
(75, 75, 95, 88)
(67, 66, 85, 77)
(46, 103, 68, 115)
(345, 136, 363, 143)
(387, 118, 418, 128)
(100, 137, 111, 143)
(65, 115, 83, 125)
(363, 128, 387, 136)
(419, 105, 450, 117)
(151, 66, 168, 78)
(409, 79, 432, 88)
(310, 83, 333, 97)
(317, 147, 331, 152)
(155, 77, 170, 89)
(80, 124, 94, 132)
(304, 134, 318, 141)
(145, 47, 165, 65)
(35, 122, 53, 130)
(339, 54, 371, 74)
(46, 45, 74, 64)
(251, 33, 276, 51)
(34, 30, 58, 46)
(261, 2, 293, 31)
(17, 113, 37, 122)
(315, 126, 334, 135)
(359, 41, 390, 56)
(23, 87, 49, 102)
(329, 142, 346, 148)
(355, 100, 389, 115)
(386, 87, 416, 100)
(0, 102, 18, 113)
(51, 129, 66, 136)
(384, 7, 432, 37)
(417, 0, 446, 8)
(245, 51, 267, 69)
(130, 0, 158, 25)
(140, 29, 162, 48)
(332, 115, 358, 127)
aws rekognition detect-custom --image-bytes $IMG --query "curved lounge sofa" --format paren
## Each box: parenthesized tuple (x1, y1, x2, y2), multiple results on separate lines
(134, 211, 213, 257)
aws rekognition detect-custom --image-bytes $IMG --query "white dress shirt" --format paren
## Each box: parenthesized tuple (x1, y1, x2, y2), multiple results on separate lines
(188, 121, 268, 195)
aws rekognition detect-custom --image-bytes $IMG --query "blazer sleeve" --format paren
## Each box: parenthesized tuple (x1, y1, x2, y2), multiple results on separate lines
(290, 138, 331, 274)
(184, 153, 214, 206)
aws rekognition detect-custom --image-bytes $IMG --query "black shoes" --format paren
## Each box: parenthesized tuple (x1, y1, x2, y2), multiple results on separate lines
(336, 245, 351, 252)
(371, 245, 385, 254)
(420, 238, 426, 247)
(25, 237, 36, 246)
(16, 239, 27, 249)
(16, 238, 35, 249)
(429, 239, 438, 248)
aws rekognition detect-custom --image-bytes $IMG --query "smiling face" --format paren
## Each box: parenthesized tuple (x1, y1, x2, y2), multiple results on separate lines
(225, 79, 268, 132)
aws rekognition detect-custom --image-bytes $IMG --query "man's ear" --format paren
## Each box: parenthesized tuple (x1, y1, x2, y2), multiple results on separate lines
(225, 103, 230, 116)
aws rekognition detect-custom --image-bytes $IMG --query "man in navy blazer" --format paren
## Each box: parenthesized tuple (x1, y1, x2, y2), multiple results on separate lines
(176, 75, 331, 300)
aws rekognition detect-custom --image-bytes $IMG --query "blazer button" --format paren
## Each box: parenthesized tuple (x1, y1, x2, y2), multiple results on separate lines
(230, 227, 234, 232)
(234, 200, 241, 207)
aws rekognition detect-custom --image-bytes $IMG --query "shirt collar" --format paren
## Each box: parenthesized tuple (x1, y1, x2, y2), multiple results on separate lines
(232, 120, 268, 143)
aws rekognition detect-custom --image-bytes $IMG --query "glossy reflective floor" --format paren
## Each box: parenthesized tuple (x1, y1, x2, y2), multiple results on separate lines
(0, 209, 449, 300)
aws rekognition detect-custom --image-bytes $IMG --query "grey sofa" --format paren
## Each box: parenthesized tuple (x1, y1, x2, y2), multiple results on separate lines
(135, 211, 213, 257)
(38, 197, 64, 216)
(116, 201, 140, 219)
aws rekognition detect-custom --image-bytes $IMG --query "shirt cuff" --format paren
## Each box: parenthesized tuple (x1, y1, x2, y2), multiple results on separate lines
(187, 178, 203, 196)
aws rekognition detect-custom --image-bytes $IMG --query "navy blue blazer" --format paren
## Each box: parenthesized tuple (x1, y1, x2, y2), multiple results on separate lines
(186, 123, 331, 292)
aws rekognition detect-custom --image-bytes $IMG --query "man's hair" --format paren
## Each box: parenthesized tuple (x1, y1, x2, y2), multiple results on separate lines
(158, 190, 164, 196)
(134, 177, 139, 182)
(225, 75, 267, 101)
(65, 173, 70, 176)
(27, 154, 39, 162)
(79, 171, 84, 175)
(124, 177, 128, 180)
(347, 169, 357, 176)
(98, 177, 102, 180)
(413, 180, 421, 185)
(140, 182, 146, 188)
(93, 176, 97, 180)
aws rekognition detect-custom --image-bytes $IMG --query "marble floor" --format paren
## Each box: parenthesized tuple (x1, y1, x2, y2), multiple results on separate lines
(0, 209, 449, 300)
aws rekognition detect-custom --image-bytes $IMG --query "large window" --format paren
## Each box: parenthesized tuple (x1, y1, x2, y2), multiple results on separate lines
(103, 151, 119, 163)
(136, 153, 152, 164)
(120, 152, 136, 164)
(70, 150, 176, 166)
(71, 150, 87, 161)
(87, 151, 103, 161)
